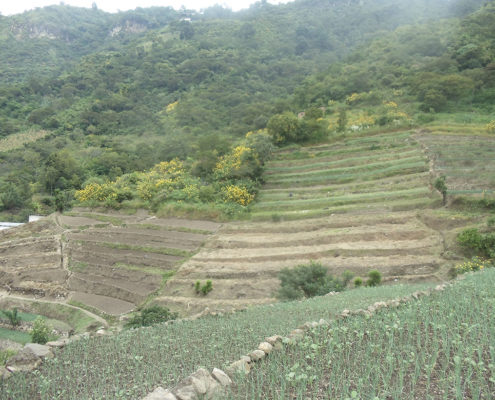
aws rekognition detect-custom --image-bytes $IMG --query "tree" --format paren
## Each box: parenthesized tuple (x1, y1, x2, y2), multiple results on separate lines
(434, 175, 448, 205)
(267, 112, 301, 144)
(337, 108, 347, 132)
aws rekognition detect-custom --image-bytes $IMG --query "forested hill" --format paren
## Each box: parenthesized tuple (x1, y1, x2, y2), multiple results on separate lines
(0, 0, 490, 220)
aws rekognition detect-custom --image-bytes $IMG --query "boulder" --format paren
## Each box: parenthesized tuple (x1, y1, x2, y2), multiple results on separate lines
(249, 350, 265, 362)
(258, 342, 273, 354)
(46, 339, 69, 348)
(173, 368, 221, 400)
(265, 335, 283, 346)
(143, 387, 177, 400)
(24, 343, 53, 360)
(226, 359, 251, 376)
(6, 349, 42, 372)
(318, 319, 329, 326)
(211, 368, 232, 387)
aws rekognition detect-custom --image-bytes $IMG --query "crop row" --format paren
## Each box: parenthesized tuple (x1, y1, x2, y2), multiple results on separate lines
(0, 283, 434, 399)
(223, 269, 495, 399)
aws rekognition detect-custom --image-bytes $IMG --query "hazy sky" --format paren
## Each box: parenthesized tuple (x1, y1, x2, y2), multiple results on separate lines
(0, 0, 292, 16)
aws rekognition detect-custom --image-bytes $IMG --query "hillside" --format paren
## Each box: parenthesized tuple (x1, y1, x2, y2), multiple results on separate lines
(0, 0, 490, 221)
(0, 123, 491, 318)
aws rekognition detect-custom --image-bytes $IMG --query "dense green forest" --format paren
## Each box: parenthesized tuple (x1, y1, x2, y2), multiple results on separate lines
(0, 0, 492, 220)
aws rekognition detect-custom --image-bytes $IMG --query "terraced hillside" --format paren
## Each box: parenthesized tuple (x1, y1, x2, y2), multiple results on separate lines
(415, 129, 495, 193)
(0, 211, 220, 316)
(0, 219, 66, 297)
(158, 130, 451, 314)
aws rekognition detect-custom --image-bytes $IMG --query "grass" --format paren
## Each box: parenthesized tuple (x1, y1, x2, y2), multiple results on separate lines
(129, 223, 212, 235)
(86, 241, 193, 258)
(253, 187, 431, 212)
(264, 155, 425, 182)
(0, 327, 31, 345)
(0, 283, 434, 399)
(251, 197, 439, 221)
(64, 212, 125, 226)
(224, 269, 495, 400)
(67, 300, 117, 325)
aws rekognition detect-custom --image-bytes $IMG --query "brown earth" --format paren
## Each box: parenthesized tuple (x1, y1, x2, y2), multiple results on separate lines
(0, 211, 220, 315)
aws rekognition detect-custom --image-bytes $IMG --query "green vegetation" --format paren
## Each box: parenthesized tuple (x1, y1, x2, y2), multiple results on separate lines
(0, 0, 490, 220)
(124, 306, 178, 329)
(277, 261, 353, 300)
(30, 317, 51, 345)
(195, 280, 213, 296)
(457, 226, 495, 258)
(365, 270, 382, 287)
(0, 282, 433, 399)
(224, 269, 495, 400)
(0, 308, 20, 327)
(0, 328, 31, 345)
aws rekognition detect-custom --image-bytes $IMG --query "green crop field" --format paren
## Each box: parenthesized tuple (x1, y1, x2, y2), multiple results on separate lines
(0, 283, 434, 399)
(251, 130, 435, 220)
(224, 269, 495, 400)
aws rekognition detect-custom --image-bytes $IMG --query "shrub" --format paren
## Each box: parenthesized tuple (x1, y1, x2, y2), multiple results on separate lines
(486, 120, 495, 134)
(194, 280, 201, 294)
(124, 306, 178, 329)
(31, 317, 51, 344)
(457, 228, 495, 258)
(454, 256, 492, 275)
(433, 176, 448, 205)
(354, 277, 363, 287)
(277, 261, 348, 300)
(201, 280, 213, 295)
(366, 270, 382, 287)
(1, 308, 20, 327)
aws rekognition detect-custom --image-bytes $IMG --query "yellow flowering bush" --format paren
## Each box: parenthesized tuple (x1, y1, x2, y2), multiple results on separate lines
(222, 185, 254, 206)
(75, 183, 118, 202)
(383, 101, 398, 109)
(346, 92, 363, 104)
(166, 101, 179, 113)
(454, 257, 491, 275)
(486, 120, 495, 134)
(214, 146, 254, 180)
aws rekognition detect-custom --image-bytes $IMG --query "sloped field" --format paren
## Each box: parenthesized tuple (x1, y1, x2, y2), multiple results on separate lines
(0, 211, 220, 316)
(159, 131, 448, 314)
(62, 211, 220, 315)
(415, 132, 495, 193)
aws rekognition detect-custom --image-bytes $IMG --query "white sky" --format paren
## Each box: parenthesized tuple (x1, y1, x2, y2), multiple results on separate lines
(0, 0, 292, 16)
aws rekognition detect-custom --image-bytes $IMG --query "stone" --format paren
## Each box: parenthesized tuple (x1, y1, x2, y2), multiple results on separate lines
(174, 368, 221, 400)
(226, 359, 251, 376)
(142, 387, 177, 400)
(23, 343, 53, 360)
(6, 349, 42, 372)
(96, 329, 106, 336)
(318, 319, 329, 326)
(46, 339, 69, 348)
(249, 349, 265, 362)
(258, 342, 273, 354)
(265, 335, 283, 346)
(240, 355, 251, 363)
(341, 309, 351, 317)
(367, 305, 376, 313)
(211, 368, 232, 387)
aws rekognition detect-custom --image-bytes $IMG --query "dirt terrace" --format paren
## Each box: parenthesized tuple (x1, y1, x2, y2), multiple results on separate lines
(0, 211, 220, 316)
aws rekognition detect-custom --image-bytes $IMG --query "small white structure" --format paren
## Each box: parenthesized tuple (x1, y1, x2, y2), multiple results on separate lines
(0, 222, 23, 231)
(29, 215, 44, 223)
